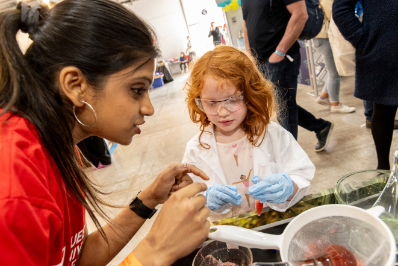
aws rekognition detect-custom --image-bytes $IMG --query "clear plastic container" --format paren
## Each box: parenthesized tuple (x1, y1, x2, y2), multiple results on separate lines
(192, 241, 252, 266)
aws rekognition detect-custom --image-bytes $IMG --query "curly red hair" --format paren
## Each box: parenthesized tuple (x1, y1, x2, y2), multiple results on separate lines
(184, 46, 275, 149)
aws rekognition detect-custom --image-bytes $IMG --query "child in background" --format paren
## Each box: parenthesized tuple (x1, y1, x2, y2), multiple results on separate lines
(182, 46, 315, 221)
(180, 52, 188, 73)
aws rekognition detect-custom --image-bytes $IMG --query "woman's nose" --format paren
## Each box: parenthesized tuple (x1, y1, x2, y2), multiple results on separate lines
(141, 94, 155, 116)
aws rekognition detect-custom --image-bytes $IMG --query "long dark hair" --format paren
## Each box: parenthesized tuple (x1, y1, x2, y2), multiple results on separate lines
(0, 0, 160, 241)
(181, 52, 186, 60)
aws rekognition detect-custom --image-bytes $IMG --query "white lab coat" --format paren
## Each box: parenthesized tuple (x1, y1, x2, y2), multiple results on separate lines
(182, 122, 315, 214)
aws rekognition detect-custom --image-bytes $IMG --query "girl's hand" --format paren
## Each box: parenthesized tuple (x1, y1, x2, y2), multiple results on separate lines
(134, 183, 210, 266)
(141, 163, 209, 207)
(205, 184, 242, 210)
(248, 173, 297, 203)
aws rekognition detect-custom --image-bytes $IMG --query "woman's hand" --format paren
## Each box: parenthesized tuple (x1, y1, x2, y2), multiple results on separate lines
(140, 163, 209, 208)
(134, 183, 210, 266)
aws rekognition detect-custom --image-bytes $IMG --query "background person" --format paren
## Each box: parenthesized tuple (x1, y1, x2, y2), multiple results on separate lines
(242, 0, 334, 152)
(313, 0, 356, 113)
(333, 0, 398, 170)
(180, 52, 188, 73)
(186, 36, 197, 66)
(0, 1, 210, 265)
(183, 46, 315, 221)
(208, 22, 222, 47)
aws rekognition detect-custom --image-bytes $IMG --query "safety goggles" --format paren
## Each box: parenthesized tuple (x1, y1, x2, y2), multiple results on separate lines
(195, 94, 248, 115)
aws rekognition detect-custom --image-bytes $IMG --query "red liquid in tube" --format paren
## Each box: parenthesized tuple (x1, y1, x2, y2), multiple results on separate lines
(256, 200, 263, 216)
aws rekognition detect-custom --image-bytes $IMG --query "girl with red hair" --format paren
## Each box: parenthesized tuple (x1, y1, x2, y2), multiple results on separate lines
(183, 46, 315, 220)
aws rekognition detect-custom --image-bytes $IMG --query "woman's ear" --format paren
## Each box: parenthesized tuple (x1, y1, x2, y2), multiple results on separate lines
(58, 66, 89, 108)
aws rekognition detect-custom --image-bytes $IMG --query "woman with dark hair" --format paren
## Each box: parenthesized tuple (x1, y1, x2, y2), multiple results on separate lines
(0, 1, 210, 265)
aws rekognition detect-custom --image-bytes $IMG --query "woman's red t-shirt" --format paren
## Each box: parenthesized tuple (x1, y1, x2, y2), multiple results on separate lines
(0, 112, 85, 266)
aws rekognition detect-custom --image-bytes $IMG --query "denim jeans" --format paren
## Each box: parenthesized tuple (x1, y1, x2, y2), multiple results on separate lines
(363, 100, 373, 121)
(312, 38, 341, 102)
(263, 51, 329, 139)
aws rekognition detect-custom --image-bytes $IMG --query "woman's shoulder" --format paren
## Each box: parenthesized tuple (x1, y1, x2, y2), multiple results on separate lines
(0, 112, 60, 202)
(0, 112, 44, 153)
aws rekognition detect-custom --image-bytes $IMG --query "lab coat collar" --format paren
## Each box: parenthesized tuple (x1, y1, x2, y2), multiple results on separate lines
(198, 125, 272, 183)
(198, 125, 227, 184)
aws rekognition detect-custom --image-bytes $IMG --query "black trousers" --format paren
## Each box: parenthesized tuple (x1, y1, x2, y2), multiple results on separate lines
(180, 62, 187, 70)
(371, 103, 398, 169)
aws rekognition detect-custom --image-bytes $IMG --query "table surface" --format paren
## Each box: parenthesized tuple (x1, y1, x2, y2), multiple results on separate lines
(173, 175, 394, 265)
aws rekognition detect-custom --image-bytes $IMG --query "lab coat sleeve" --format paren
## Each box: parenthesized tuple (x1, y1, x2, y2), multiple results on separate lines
(182, 142, 202, 183)
(265, 127, 316, 212)
(182, 142, 211, 198)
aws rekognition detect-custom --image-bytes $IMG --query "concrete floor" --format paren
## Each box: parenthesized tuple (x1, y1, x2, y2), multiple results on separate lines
(87, 73, 398, 266)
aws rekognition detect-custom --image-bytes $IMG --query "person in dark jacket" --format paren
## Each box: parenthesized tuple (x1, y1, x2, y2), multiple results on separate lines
(208, 22, 221, 47)
(333, 0, 398, 170)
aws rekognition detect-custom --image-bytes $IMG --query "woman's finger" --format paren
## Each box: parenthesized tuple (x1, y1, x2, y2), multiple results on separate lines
(185, 164, 209, 180)
(190, 194, 207, 210)
(178, 173, 193, 184)
(171, 163, 209, 181)
(197, 204, 211, 222)
(174, 181, 193, 191)
(176, 182, 207, 198)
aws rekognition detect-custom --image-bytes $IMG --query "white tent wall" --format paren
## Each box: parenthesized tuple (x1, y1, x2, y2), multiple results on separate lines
(127, 0, 190, 61)
(181, 0, 227, 57)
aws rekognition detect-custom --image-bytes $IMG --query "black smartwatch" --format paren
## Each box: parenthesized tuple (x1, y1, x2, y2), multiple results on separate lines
(129, 191, 157, 219)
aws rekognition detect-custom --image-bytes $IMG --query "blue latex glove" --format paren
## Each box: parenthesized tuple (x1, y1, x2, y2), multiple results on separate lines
(205, 184, 242, 210)
(249, 173, 294, 203)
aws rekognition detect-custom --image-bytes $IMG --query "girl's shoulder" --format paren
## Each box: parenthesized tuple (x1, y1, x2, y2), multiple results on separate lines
(187, 129, 211, 145)
(186, 122, 290, 148)
(186, 126, 214, 149)
(267, 121, 289, 134)
(261, 121, 295, 145)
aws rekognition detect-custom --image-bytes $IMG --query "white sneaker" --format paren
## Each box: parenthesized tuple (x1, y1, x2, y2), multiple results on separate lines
(315, 96, 331, 106)
(331, 103, 356, 113)
(181, 70, 184, 73)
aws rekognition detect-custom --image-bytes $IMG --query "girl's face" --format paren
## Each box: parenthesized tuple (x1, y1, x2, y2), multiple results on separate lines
(77, 59, 156, 145)
(201, 76, 247, 135)
(181, 53, 184, 57)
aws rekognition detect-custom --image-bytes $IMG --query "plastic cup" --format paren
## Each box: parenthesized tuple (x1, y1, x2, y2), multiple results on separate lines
(192, 241, 253, 266)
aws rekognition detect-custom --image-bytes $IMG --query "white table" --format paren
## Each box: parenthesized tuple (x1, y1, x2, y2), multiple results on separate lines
(168, 61, 182, 75)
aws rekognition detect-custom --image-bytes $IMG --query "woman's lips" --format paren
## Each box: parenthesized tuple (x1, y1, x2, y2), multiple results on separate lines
(135, 121, 145, 134)
(219, 120, 233, 126)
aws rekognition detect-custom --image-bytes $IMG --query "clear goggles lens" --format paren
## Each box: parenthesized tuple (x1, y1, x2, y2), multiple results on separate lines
(195, 94, 247, 115)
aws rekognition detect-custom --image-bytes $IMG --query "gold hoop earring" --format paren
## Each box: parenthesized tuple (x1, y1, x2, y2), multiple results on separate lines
(73, 101, 97, 127)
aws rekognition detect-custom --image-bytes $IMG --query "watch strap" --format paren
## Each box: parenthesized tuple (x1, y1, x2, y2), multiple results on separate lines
(129, 192, 157, 219)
